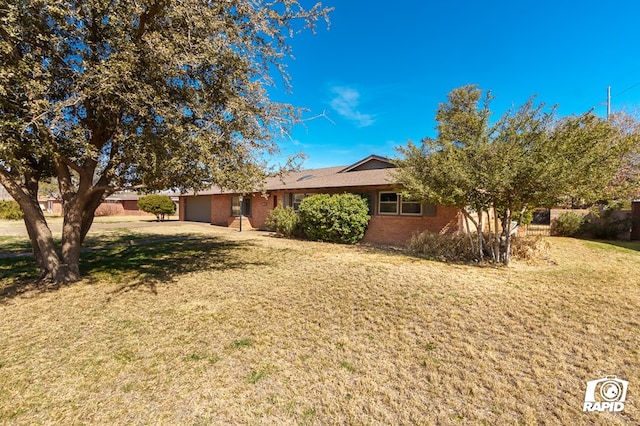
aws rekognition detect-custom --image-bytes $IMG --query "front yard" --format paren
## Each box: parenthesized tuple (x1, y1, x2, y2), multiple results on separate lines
(0, 220, 638, 424)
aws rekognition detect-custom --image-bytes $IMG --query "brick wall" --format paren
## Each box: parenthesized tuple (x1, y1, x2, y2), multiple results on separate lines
(212, 194, 232, 226)
(187, 190, 463, 246)
(222, 193, 274, 229)
(178, 197, 186, 221)
(361, 205, 461, 246)
(247, 193, 272, 229)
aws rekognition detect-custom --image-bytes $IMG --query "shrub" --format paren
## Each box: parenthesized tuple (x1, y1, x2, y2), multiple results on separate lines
(298, 193, 370, 244)
(265, 206, 300, 237)
(550, 211, 584, 237)
(0, 200, 23, 220)
(408, 231, 473, 261)
(510, 236, 553, 264)
(95, 202, 122, 217)
(409, 231, 553, 264)
(137, 194, 176, 221)
(583, 210, 632, 240)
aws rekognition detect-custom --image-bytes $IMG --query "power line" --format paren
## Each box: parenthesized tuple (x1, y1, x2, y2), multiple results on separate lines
(612, 82, 640, 99)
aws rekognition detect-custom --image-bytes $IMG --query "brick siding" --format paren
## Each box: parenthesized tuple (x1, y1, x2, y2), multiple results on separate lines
(361, 205, 461, 246)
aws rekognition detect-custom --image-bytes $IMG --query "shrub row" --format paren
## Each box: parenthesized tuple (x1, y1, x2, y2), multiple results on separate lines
(408, 230, 551, 264)
(551, 210, 632, 239)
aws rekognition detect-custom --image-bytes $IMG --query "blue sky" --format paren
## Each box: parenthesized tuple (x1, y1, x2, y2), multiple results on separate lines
(270, 0, 640, 169)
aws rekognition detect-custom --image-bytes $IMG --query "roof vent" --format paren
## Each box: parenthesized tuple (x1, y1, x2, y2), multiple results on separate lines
(296, 174, 314, 181)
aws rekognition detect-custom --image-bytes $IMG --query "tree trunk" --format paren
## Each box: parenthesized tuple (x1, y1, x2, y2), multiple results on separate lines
(476, 208, 485, 261)
(1, 172, 87, 284)
(461, 209, 479, 259)
(19, 194, 81, 283)
(493, 206, 500, 263)
(59, 190, 105, 281)
(501, 210, 513, 266)
(60, 205, 83, 280)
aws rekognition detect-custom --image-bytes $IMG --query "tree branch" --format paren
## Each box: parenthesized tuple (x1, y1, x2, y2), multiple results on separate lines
(136, 1, 167, 40)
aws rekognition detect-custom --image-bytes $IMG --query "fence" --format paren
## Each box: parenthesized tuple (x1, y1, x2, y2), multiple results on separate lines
(521, 224, 551, 237)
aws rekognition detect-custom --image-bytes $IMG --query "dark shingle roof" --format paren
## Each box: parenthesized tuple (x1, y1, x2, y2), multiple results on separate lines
(184, 155, 399, 195)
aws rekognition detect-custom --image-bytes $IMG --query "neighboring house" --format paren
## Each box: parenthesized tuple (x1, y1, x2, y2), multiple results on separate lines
(178, 155, 462, 245)
(42, 192, 179, 217)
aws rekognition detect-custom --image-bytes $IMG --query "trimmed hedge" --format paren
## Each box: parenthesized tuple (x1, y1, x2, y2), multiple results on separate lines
(137, 194, 176, 221)
(298, 193, 370, 244)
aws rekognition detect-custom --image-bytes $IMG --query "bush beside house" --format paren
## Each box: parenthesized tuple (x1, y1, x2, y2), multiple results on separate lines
(137, 195, 176, 221)
(266, 193, 371, 244)
(298, 193, 370, 244)
(265, 206, 300, 238)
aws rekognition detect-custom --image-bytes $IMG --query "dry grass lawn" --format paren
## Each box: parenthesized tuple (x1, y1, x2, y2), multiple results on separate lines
(0, 220, 639, 425)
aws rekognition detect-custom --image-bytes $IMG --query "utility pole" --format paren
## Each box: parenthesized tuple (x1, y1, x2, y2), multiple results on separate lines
(607, 85, 611, 121)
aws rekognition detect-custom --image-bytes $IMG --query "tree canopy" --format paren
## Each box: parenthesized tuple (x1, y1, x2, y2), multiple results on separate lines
(395, 85, 640, 264)
(0, 0, 331, 283)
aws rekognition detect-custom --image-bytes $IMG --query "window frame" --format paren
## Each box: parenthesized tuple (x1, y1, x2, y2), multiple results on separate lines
(290, 193, 316, 212)
(377, 191, 436, 217)
(400, 198, 423, 216)
(378, 191, 399, 215)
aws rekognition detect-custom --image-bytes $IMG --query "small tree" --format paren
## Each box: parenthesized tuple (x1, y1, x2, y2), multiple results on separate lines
(0, 0, 331, 283)
(298, 193, 370, 244)
(137, 195, 176, 221)
(395, 85, 640, 265)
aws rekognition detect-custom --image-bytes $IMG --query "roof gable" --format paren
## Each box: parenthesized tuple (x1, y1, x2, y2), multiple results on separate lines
(339, 155, 395, 173)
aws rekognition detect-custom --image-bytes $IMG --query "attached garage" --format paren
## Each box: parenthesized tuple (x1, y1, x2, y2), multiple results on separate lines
(184, 195, 211, 223)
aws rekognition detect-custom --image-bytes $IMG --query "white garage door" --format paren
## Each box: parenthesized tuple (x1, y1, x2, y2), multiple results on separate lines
(184, 195, 211, 223)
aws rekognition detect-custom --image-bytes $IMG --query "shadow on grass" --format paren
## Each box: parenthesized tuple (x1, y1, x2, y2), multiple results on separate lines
(0, 237, 33, 254)
(0, 235, 266, 301)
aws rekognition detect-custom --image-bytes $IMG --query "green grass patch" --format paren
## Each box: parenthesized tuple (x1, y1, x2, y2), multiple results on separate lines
(230, 338, 254, 349)
(339, 361, 355, 372)
(583, 239, 640, 253)
(248, 365, 275, 384)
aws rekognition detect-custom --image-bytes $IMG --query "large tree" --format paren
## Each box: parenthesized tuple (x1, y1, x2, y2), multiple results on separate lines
(395, 85, 639, 264)
(0, 0, 331, 283)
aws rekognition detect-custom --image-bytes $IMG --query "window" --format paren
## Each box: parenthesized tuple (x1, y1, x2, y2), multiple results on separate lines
(291, 193, 309, 212)
(231, 195, 251, 217)
(378, 192, 398, 214)
(378, 192, 436, 216)
(401, 199, 422, 215)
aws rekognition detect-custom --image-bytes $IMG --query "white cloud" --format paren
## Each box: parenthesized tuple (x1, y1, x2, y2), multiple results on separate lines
(329, 86, 375, 127)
